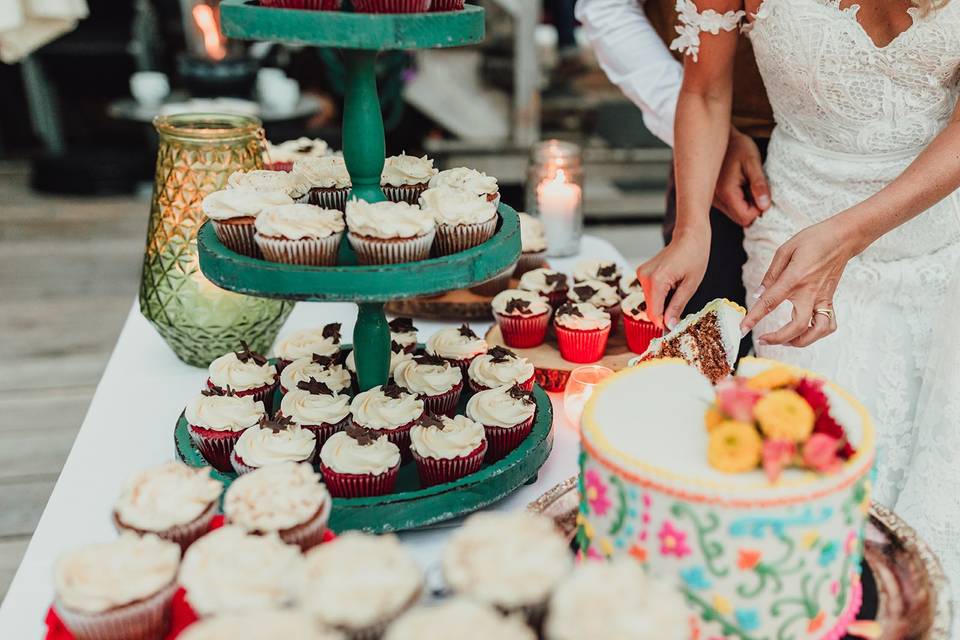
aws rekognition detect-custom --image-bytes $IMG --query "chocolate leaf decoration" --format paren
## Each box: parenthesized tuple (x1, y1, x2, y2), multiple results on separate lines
(508, 384, 535, 405)
(597, 264, 618, 278)
(556, 303, 584, 318)
(635, 300, 648, 313)
(311, 354, 337, 368)
(488, 346, 516, 363)
(260, 414, 295, 434)
(322, 323, 342, 343)
(381, 383, 406, 399)
(391, 341, 404, 354)
(413, 353, 446, 367)
(543, 272, 567, 288)
(458, 323, 478, 339)
(235, 341, 268, 366)
(625, 278, 640, 290)
(389, 317, 417, 333)
(417, 414, 447, 430)
(504, 298, 533, 315)
(345, 422, 376, 446)
(572, 285, 597, 302)
(201, 387, 219, 397)
(297, 377, 334, 395)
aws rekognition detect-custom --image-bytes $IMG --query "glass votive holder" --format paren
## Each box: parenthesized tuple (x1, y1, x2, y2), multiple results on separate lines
(563, 365, 614, 430)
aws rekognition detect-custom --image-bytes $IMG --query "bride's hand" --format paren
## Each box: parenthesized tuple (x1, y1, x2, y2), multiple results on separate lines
(741, 218, 861, 347)
(637, 226, 711, 330)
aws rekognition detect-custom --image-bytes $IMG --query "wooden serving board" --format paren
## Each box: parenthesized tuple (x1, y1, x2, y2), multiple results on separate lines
(386, 288, 496, 321)
(484, 324, 641, 392)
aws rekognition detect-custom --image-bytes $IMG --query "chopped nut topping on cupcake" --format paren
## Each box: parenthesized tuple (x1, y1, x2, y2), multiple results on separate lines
(428, 167, 499, 201)
(294, 155, 351, 189)
(381, 153, 438, 187)
(228, 168, 310, 200)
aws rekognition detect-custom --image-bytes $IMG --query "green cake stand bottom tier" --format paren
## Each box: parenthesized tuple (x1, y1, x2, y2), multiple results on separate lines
(174, 386, 554, 533)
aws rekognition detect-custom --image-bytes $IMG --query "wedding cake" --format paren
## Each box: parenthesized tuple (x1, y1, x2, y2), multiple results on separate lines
(577, 357, 875, 640)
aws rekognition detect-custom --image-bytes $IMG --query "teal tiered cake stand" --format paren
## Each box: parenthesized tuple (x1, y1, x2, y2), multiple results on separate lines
(181, 1, 554, 533)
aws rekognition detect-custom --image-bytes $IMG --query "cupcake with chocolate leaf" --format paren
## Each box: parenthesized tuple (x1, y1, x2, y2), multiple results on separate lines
(264, 136, 329, 172)
(227, 168, 311, 201)
(392, 353, 464, 417)
(280, 353, 352, 396)
(553, 302, 611, 364)
(318, 424, 402, 497)
(429, 167, 500, 205)
(202, 187, 293, 257)
(224, 461, 331, 551)
(572, 259, 621, 287)
(389, 317, 419, 354)
(274, 323, 343, 371)
(409, 413, 487, 487)
(618, 272, 644, 298)
(345, 199, 436, 265)
(567, 279, 621, 330)
(345, 342, 413, 388)
(491, 288, 552, 349)
(380, 153, 438, 203)
(426, 324, 488, 374)
(349, 383, 425, 459)
(294, 155, 352, 211)
(53, 533, 180, 640)
(519, 267, 569, 308)
(466, 384, 538, 461)
(254, 204, 345, 266)
(185, 390, 266, 472)
(279, 378, 352, 456)
(419, 186, 498, 256)
(113, 462, 221, 551)
(621, 291, 661, 355)
(207, 342, 278, 409)
(514, 212, 548, 277)
(230, 415, 317, 475)
(467, 346, 536, 393)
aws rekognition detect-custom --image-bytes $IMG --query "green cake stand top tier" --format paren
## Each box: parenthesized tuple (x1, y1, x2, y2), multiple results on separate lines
(219, 0, 485, 50)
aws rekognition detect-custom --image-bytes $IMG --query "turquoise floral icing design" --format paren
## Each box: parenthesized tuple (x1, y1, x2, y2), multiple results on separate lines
(728, 507, 833, 538)
(681, 566, 712, 591)
(735, 608, 760, 632)
(818, 541, 838, 567)
(671, 503, 729, 577)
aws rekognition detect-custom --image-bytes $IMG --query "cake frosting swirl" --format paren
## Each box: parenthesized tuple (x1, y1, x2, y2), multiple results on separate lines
(392, 355, 462, 396)
(428, 167, 498, 197)
(389, 317, 418, 350)
(554, 303, 611, 331)
(202, 188, 293, 221)
(572, 259, 621, 283)
(224, 462, 330, 533)
(274, 325, 342, 361)
(208, 351, 276, 392)
(266, 137, 329, 162)
(519, 267, 567, 294)
(280, 357, 352, 394)
(491, 288, 551, 317)
(518, 212, 547, 253)
(466, 384, 537, 428)
(293, 155, 351, 189)
(426, 325, 488, 361)
(618, 273, 644, 297)
(280, 388, 351, 426)
(233, 423, 316, 467)
(418, 187, 497, 226)
(114, 462, 221, 532)
(468, 348, 535, 389)
(318, 430, 401, 475)
(345, 199, 434, 239)
(350, 385, 424, 430)
(410, 414, 485, 459)
(227, 169, 310, 199)
(566, 279, 620, 307)
(381, 153, 437, 186)
(621, 291, 650, 321)
(254, 204, 344, 240)
(185, 393, 265, 432)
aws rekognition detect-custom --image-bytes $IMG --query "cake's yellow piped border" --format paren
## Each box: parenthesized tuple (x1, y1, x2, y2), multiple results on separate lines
(581, 357, 876, 504)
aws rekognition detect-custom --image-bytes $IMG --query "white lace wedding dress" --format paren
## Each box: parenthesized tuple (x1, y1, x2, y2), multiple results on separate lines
(677, 0, 960, 623)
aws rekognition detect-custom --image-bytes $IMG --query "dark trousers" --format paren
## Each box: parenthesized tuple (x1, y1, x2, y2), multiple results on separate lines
(662, 137, 769, 358)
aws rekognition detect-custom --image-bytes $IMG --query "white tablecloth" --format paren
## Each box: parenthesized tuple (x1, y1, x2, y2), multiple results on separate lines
(0, 235, 629, 637)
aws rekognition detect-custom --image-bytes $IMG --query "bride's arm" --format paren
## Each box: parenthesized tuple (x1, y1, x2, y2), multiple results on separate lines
(742, 99, 960, 346)
(638, 0, 745, 329)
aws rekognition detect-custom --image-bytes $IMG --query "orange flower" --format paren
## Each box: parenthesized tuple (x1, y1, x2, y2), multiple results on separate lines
(628, 544, 648, 563)
(705, 405, 725, 431)
(754, 390, 815, 442)
(737, 549, 762, 570)
(807, 611, 826, 633)
(747, 366, 796, 390)
(707, 421, 763, 473)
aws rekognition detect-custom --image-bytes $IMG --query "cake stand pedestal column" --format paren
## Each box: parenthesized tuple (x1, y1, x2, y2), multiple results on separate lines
(354, 301, 391, 391)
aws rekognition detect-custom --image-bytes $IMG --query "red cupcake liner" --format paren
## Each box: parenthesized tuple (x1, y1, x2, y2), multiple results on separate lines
(230, 450, 258, 476)
(212, 219, 259, 258)
(360, 416, 419, 460)
(483, 414, 535, 462)
(623, 315, 662, 354)
(468, 373, 535, 394)
(264, 161, 294, 172)
(430, 0, 464, 10)
(319, 462, 400, 497)
(513, 251, 547, 278)
(434, 217, 498, 256)
(411, 442, 486, 487)
(54, 580, 177, 640)
(382, 182, 429, 202)
(437, 355, 480, 381)
(188, 424, 246, 473)
(255, 232, 342, 266)
(260, 0, 343, 8)
(419, 382, 463, 418)
(554, 324, 610, 364)
(496, 311, 551, 349)
(307, 186, 351, 211)
(206, 379, 276, 413)
(348, 229, 435, 265)
(113, 501, 218, 553)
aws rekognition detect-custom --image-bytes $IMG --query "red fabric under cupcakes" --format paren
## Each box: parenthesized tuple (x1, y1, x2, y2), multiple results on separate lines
(482, 414, 535, 462)
(361, 416, 420, 461)
(307, 186, 351, 211)
(420, 380, 463, 417)
(319, 462, 400, 497)
(430, 0, 464, 10)
(468, 373, 535, 394)
(381, 182, 430, 203)
(495, 311, 551, 349)
(554, 324, 610, 364)
(623, 315, 662, 354)
(412, 442, 487, 487)
(212, 219, 259, 258)
(112, 502, 218, 553)
(187, 424, 247, 473)
(259, 0, 343, 9)
(54, 580, 178, 640)
(206, 379, 276, 413)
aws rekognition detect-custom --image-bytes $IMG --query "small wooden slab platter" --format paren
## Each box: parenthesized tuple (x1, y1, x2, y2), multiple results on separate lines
(484, 324, 641, 392)
(386, 287, 497, 321)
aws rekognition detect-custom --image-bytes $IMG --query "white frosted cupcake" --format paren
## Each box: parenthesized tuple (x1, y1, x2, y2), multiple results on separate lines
(113, 462, 221, 550)
(345, 199, 436, 265)
(180, 610, 344, 640)
(409, 414, 487, 487)
(519, 267, 569, 307)
(207, 343, 278, 409)
(468, 346, 536, 392)
(318, 426, 402, 497)
(491, 288, 552, 349)
(515, 212, 548, 276)
(185, 392, 266, 472)
(227, 168, 311, 201)
(618, 272, 644, 298)
(388, 317, 418, 353)
(465, 384, 538, 461)
(349, 383, 425, 458)
(273, 323, 343, 369)
(202, 187, 293, 257)
(553, 302, 612, 364)
(279, 384, 352, 455)
(179, 525, 302, 618)
(567, 279, 622, 330)
(254, 204, 345, 266)
(381, 153, 438, 204)
(419, 186, 498, 255)
(301, 532, 423, 638)
(294, 155, 352, 210)
(621, 291, 661, 355)
(545, 560, 690, 640)
(428, 167, 499, 205)
(425, 324, 488, 374)
(443, 512, 572, 620)
(265, 136, 330, 172)
(53, 533, 180, 640)
(385, 600, 535, 640)
(230, 416, 317, 475)
(572, 259, 621, 286)
(280, 354, 352, 395)
(392, 353, 463, 417)
(224, 461, 331, 551)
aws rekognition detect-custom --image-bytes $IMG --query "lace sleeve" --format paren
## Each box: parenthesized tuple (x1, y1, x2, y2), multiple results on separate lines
(669, 0, 746, 62)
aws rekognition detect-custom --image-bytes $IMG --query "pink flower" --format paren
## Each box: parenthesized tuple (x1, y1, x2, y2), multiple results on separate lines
(845, 530, 859, 555)
(715, 378, 763, 422)
(658, 520, 692, 558)
(795, 378, 855, 459)
(762, 439, 796, 482)
(802, 433, 843, 473)
(584, 470, 612, 516)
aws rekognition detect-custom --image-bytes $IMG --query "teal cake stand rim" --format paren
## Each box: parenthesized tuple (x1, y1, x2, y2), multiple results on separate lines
(219, 0, 485, 51)
(174, 385, 554, 533)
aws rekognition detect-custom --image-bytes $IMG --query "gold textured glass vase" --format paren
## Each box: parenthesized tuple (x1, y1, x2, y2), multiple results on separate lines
(139, 113, 293, 367)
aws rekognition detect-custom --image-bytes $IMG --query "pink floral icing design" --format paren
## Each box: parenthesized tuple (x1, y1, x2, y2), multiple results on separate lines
(658, 520, 692, 558)
(844, 530, 858, 555)
(819, 578, 863, 640)
(584, 469, 612, 516)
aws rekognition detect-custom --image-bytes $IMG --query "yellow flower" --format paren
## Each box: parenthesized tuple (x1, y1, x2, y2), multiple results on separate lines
(707, 421, 762, 473)
(801, 531, 819, 549)
(713, 595, 733, 616)
(747, 366, 797, 390)
(705, 405, 725, 432)
(599, 538, 614, 556)
(754, 390, 815, 442)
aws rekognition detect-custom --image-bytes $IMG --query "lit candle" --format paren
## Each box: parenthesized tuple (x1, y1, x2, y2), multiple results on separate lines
(537, 169, 582, 255)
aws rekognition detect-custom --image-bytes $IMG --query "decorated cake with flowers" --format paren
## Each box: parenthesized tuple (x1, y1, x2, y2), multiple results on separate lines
(577, 357, 875, 640)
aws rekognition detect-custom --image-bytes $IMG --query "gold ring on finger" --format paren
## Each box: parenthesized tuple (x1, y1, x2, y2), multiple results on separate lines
(814, 308, 834, 320)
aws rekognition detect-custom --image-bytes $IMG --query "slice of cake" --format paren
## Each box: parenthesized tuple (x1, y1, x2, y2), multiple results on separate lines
(639, 298, 745, 383)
